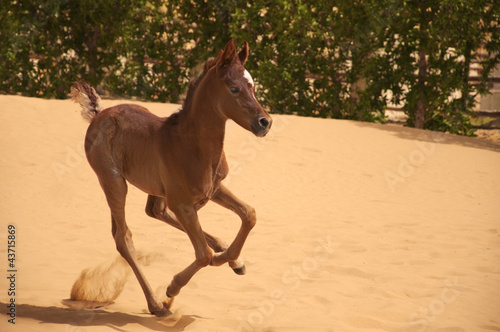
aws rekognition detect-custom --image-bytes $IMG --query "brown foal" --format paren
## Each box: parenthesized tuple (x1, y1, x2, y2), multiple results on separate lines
(70, 40, 272, 316)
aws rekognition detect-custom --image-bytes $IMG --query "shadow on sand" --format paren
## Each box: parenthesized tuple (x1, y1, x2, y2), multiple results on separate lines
(3, 302, 197, 331)
(355, 121, 500, 153)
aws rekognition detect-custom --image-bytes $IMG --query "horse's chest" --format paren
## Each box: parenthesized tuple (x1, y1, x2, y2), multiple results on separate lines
(194, 156, 228, 208)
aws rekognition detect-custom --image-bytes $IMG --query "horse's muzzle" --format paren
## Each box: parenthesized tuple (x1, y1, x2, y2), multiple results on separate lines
(253, 116, 272, 137)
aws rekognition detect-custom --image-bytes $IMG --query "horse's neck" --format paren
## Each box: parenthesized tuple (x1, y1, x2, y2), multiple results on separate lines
(176, 94, 227, 165)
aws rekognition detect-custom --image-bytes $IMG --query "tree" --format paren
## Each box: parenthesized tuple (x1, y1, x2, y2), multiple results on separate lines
(104, 1, 190, 102)
(0, 0, 189, 101)
(3, 0, 135, 98)
(230, 0, 386, 121)
(0, 0, 39, 96)
(1, 0, 498, 136)
(378, 0, 500, 135)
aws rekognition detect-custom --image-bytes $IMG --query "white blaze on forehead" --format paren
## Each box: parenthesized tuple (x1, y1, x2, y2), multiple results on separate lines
(243, 70, 255, 87)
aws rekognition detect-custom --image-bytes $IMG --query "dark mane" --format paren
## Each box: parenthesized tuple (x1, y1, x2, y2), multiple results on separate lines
(181, 57, 219, 114)
(166, 56, 219, 125)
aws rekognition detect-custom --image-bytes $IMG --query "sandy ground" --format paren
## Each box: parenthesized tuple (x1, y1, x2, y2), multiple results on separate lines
(1, 95, 499, 332)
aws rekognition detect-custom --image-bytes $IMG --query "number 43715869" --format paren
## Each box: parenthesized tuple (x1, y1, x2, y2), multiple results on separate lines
(8, 225, 16, 269)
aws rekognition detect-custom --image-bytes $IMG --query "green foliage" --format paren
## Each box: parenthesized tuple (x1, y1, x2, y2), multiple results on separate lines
(373, 0, 500, 135)
(1, 0, 499, 135)
(0, 0, 188, 102)
(103, 1, 189, 102)
(230, 1, 386, 121)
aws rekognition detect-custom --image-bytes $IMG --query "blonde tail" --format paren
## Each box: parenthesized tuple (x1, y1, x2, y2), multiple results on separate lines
(69, 81, 103, 122)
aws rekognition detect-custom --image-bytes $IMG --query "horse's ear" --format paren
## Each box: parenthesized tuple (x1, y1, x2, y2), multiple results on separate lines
(238, 41, 249, 65)
(217, 39, 237, 70)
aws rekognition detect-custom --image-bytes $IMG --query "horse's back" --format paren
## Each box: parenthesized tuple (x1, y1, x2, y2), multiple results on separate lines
(100, 103, 161, 130)
(86, 103, 162, 151)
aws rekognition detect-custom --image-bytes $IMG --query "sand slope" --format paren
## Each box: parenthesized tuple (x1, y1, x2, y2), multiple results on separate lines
(1, 95, 499, 332)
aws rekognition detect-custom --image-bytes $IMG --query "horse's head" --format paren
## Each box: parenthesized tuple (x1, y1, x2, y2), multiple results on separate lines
(213, 40, 272, 137)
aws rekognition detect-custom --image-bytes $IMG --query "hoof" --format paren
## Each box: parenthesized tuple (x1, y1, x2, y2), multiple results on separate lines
(229, 258, 246, 275)
(150, 296, 174, 317)
(153, 306, 172, 318)
(163, 295, 175, 310)
(232, 264, 246, 275)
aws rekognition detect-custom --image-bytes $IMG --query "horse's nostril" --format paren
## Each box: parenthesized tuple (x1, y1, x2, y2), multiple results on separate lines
(259, 117, 270, 129)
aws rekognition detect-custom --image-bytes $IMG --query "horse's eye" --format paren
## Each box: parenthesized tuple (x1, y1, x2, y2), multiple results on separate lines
(230, 87, 240, 94)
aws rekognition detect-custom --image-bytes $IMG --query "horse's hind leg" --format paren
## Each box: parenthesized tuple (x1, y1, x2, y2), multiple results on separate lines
(146, 195, 226, 251)
(98, 175, 171, 316)
(145, 195, 245, 274)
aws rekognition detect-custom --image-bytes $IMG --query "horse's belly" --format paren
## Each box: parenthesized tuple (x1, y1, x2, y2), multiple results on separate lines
(123, 162, 166, 197)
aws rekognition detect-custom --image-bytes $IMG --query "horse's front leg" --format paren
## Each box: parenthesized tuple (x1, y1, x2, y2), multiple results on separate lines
(209, 184, 256, 274)
(166, 202, 213, 298)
